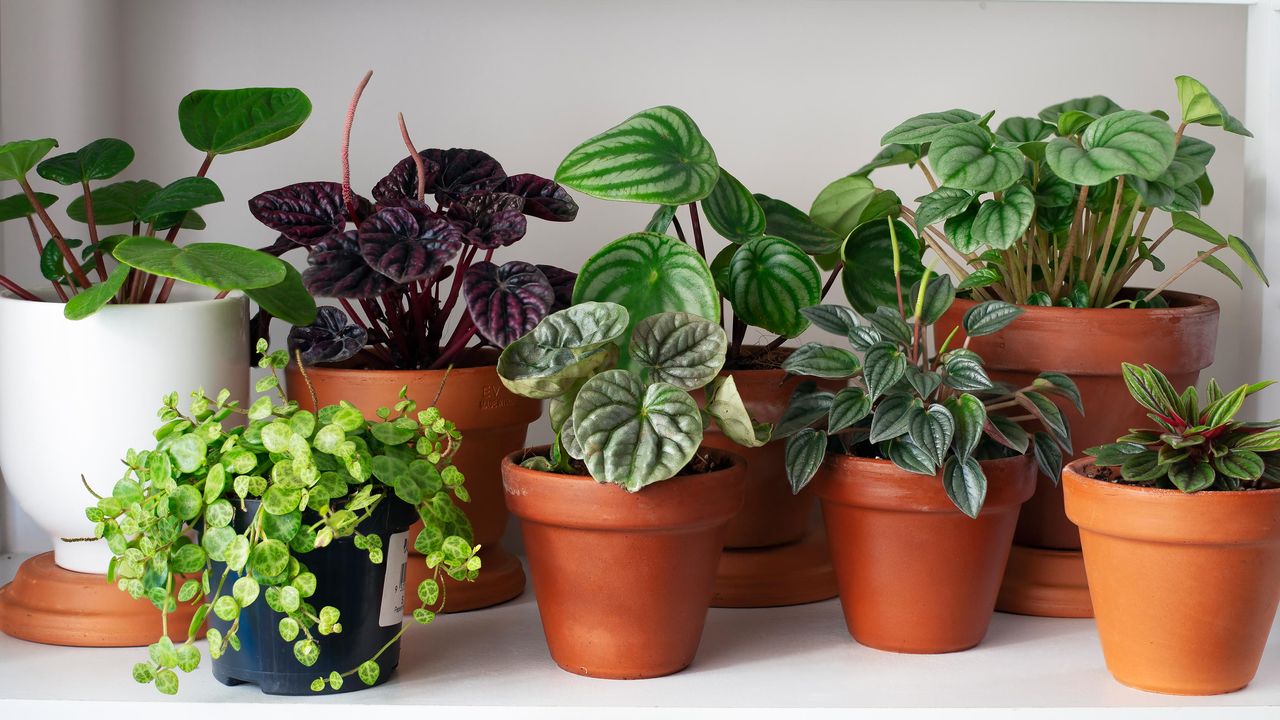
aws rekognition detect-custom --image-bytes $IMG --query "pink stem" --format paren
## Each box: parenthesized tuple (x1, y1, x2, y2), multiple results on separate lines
(342, 71, 374, 219)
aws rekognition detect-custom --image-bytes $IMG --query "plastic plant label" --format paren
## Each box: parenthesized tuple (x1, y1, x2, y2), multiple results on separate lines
(379, 531, 409, 627)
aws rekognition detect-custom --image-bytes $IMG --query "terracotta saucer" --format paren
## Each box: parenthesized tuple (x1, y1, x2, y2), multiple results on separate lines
(404, 544, 524, 614)
(712, 525, 838, 608)
(996, 544, 1093, 618)
(0, 552, 202, 646)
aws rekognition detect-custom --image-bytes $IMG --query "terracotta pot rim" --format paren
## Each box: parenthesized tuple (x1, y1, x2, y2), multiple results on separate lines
(503, 444, 746, 483)
(817, 452, 1036, 513)
(291, 348, 501, 378)
(1064, 458, 1280, 499)
(950, 289, 1218, 318)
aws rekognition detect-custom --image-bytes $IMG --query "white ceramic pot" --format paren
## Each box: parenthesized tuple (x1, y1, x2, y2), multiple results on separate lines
(0, 296, 249, 573)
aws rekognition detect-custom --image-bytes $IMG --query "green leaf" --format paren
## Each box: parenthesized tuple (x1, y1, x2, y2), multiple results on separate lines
(912, 274, 955, 325)
(1045, 111, 1177, 186)
(882, 109, 980, 145)
(113, 237, 287, 291)
(703, 375, 770, 448)
(869, 394, 919, 444)
(775, 382, 835, 438)
(41, 237, 83, 282)
(629, 311, 727, 390)
(1056, 111, 1098, 138)
(943, 456, 987, 518)
(784, 428, 826, 494)
(1017, 391, 1072, 451)
(249, 538, 290, 577)
(154, 669, 179, 695)
(853, 144, 921, 176)
(1032, 372, 1085, 415)
(971, 185, 1034, 250)
(1175, 75, 1251, 137)
(245, 262, 318, 327)
(555, 105, 719, 204)
(1039, 95, 1123, 125)
(0, 191, 56, 223)
(0, 139, 58, 181)
(799, 304, 859, 336)
(572, 370, 702, 490)
(137, 177, 224, 221)
(863, 343, 907, 401)
(36, 138, 134, 185)
(996, 117, 1053, 144)
(357, 660, 380, 686)
(1169, 459, 1215, 492)
(645, 204, 678, 234)
(809, 175, 876, 239)
(841, 218, 925, 315)
(1158, 136, 1215, 189)
(180, 87, 312, 155)
(572, 232, 718, 368)
(293, 639, 319, 667)
(781, 342, 860, 378)
(1226, 235, 1268, 286)
(168, 433, 207, 473)
(726, 235, 821, 337)
(1031, 431, 1063, 483)
(927, 124, 1023, 192)
(497, 302, 628, 399)
(828, 387, 871, 433)
(67, 180, 161, 224)
(702, 167, 765, 242)
(886, 437, 937, 475)
(962, 300, 1022, 336)
(1214, 449, 1264, 481)
(913, 187, 974, 230)
(232, 576, 260, 607)
(948, 393, 987, 458)
(755, 194, 842, 256)
(957, 267, 1002, 292)
(910, 404, 955, 468)
(62, 263, 130, 320)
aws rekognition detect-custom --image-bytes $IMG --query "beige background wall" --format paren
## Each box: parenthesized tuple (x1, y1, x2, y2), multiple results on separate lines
(0, 0, 1257, 552)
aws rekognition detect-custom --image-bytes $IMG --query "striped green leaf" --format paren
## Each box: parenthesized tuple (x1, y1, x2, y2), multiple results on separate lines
(573, 232, 718, 368)
(702, 168, 764, 242)
(727, 236, 821, 337)
(841, 218, 925, 315)
(754, 193, 842, 256)
(555, 106, 719, 204)
(927, 124, 1023, 192)
(971, 184, 1035, 250)
(1045, 110, 1177, 186)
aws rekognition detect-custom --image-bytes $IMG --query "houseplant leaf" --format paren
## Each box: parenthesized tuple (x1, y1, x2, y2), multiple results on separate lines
(1045, 110, 1177, 186)
(138, 177, 224, 221)
(629, 312, 727, 390)
(702, 167, 765, 242)
(0, 138, 58, 181)
(703, 375, 770, 448)
(555, 105, 719, 204)
(927, 124, 1022, 192)
(302, 231, 397, 298)
(971, 184, 1035, 250)
(67, 180, 161, 224)
(179, 87, 312, 155)
(0, 191, 57, 223)
(249, 182, 356, 243)
(943, 456, 986, 519)
(497, 302, 629, 398)
(63, 263, 130, 320)
(36, 138, 134, 185)
(784, 428, 826, 493)
(841, 218, 925, 315)
(357, 205, 463, 284)
(1039, 95, 1123, 125)
(462, 261, 556, 347)
(497, 173, 579, 222)
(246, 263, 318, 328)
(1175, 75, 1251, 137)
(781, 343, 860, 378)
(113, 236, 287, 290)
(913, 187, 974, 230)
(809, 175, 876, 239)
(881, 109, 980, 145)
(726, 235, 821, 337)
(754, 194, 842, 256)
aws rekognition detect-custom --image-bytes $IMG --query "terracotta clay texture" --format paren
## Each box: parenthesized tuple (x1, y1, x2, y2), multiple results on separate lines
(285, 351, 538, 612)
(502, 447, 745, 679)
(0, 553, 201, 646)
(816, 453, 1036, 653)
(1064, 460, 1280, 695)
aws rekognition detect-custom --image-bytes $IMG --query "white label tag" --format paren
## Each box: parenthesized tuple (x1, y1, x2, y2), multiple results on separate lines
(379, 531, 409, 626)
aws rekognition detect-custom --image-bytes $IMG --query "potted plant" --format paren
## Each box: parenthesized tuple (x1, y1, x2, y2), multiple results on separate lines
(249, 72, 578, 611)
(0, 87, 316, 647)
(836, 75, 1264, 617)
(84, 342, 478, 695)
(780, 239, 1080, 653)
(555, 105, 869, 607)
(497, 301, 769, 678)
(1066, 364, 1280, 695)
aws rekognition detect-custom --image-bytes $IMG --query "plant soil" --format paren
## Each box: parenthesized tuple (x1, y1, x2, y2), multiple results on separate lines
(1084, 463, 1278, 491)
(517, 448, 732, 478)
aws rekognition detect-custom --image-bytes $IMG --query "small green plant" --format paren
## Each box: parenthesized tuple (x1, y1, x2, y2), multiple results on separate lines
(85, 340, 478, 694)
(0, 88, 315, 326)
(833, 75, 1267, 309)
(1087, 364, 1280, 491)
(496, 302, 770, 490)
(780, 220, 1080, 517)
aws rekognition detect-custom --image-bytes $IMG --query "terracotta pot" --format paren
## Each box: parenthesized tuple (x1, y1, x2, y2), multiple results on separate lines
(938, 291, 1219, 550)
(502, 447, 745, 679)
(694, 363, 844, 548)
(815, 453, 1036, 653)
(285, 349, 539, 611)
(1063, 460, 1280, 695)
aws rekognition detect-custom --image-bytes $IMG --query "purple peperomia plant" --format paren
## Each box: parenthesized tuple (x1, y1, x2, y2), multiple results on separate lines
(249, 72, 577, 370)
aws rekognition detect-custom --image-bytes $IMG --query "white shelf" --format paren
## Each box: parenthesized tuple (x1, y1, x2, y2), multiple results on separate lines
(0, 552, 1278, 719)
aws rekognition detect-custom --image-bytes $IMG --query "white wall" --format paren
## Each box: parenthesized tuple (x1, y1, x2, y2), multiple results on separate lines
(0, 0, 1257, 553)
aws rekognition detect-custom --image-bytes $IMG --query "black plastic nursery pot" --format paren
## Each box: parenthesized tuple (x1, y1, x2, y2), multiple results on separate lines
(208, 496, 417, 695)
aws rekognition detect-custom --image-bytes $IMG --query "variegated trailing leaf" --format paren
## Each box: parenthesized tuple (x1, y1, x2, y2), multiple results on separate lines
(727, 236, 821, 337)
(943, 456, 987, 518)
(775, 382, 835, 438)
(702, 167, 765, 242)
(841, 218, 925, 315)
(573, 232, 718, 366)
(555, 106, 719, 205)
(754, 194, 842, 256)
(785, 428, 827, 494)
(800, 304, 860, 336)
(781, 343, 860, 378)
(497, 173, 579, 222)
(863, 342, 907, 401)
(572, 370, 703, 490)
(1045, 111, 1177, 186)
(462, 261, 556, 347)
(357, 204, 462, 283)
(496, 302, 629, 399)
(881, 109, 980, 145)
(303, 231, 396, 298)
(909, 404, 955, 468)
(704, 375, 770, 447)
(913, 187, 974, 230)
(971, 184, 1035, 250)
(630, 312, 727, 390)
(927, 124, 1023, 192)
(869, 394, 920, 444)
(828, 387, 871, 433)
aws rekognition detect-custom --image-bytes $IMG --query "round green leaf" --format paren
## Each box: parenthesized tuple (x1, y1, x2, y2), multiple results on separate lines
(113, 237, 287, 291)
(137, 177, 224, 221)
(249, 539, 290, 577)
(572, 370, 702, 490)
(180, 88, 312, 155)
(809, 175, 876, 239)
(881, 109, 980, 145)
(995, 117, 1053, 144)
(630, 312, 727, 390)
(36, 138, 134, 185)
(0, 191, 57, 223)
(702, 167, 764, 242)
(0, 138, 58, 181)
(555, 105, 719, 204)
(840, 218, 925, 315)
(727, 236, 821, 337)
(497, 301, 629, 399)
(67, 180, 161, 224)
(1039, 95, 1123, 126)
(63, 262, 130, 320)
(1045, 110, 1177, 186)
(1175, 75, 1251, 137)
(927, 124, 1023, 192)
(245, 262, 318, 327)
(971, 184, 1035, 250)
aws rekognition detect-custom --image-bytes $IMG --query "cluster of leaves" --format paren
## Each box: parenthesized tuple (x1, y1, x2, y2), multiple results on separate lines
(89, 340, 478, 695)
(1088, 363, 1280, 491)
(556, 106, 862, 366)
(495, 302, 771, 490)
(0, 89, 316, 326)
(255, 75, 577, 371)
(841, 75, 1266, 308)
(779, 220, 1080, 517)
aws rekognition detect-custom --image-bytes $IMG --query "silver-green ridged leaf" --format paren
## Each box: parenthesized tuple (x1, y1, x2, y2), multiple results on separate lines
(828, 387, 871, 433)
(1039, 95, 1123, 126)
(782, 343, 860, 378)
(572, 370, 703, 491)
(727, 235, 821, 337)
(555, 106, 719, 204)
(913, 187, 974, 230)
(881, 109, 980, 145)
(909, 404, 955, 468)
(702, 167, 765, 243)
(1045, 110, 1177, 186)
(630, 312, 727, 391)
(497, 302, 629, 399)
(943, 456, 987, 518)
(785, 428, 827, 494)
(927, 124, 1023, 192)
(704, 375, 770, 448)
(971, 184, 1035, 250)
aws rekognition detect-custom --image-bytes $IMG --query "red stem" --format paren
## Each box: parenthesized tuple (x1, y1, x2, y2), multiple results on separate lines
(437, 245, 477, 323)
(431, 313, 476, 370)
(80, 179, 107, 280)
(342, 71, 374, 219)
(20, 178, 91, 291)
(671, 215, 688, 244)
(397, 112, 426, 202)
(820, 262, 843, 301)
(0, 273, 40, 301)
(687, 203, 707, 259)
(27, 216, 68, 302)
